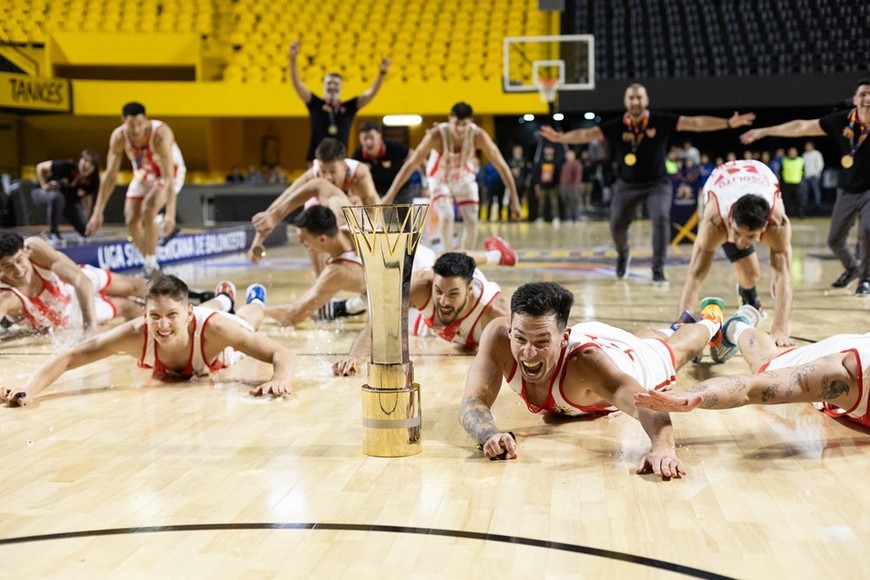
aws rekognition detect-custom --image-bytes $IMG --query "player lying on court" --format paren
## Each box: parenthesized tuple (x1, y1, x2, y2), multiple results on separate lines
(0, 232, 146, 334)
(677, 159, 794, 349)
(635, 306, 870, 429)
(459, 282, 728, 478)
(247, 138, 380, 264)
(332, 251, 511, 376)
(1, 275, 294, 406)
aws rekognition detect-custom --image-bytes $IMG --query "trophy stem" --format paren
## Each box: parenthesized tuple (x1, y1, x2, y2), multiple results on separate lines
(342, 205, 429, 457)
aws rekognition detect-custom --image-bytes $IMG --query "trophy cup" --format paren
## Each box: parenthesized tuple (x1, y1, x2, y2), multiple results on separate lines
(342, 204, 430, 457)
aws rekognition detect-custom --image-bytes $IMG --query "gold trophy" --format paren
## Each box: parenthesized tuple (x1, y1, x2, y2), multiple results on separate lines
(342, 204, 430, 457)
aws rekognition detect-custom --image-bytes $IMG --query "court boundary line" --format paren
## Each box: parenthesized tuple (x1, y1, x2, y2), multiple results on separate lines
(0, 522, 735, 579)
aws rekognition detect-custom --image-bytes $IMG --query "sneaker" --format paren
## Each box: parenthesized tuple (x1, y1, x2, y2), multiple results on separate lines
(711, 304, 761, 363)
(857, 279, 870, 295)
(318, 299, 350, 320)
(669, 310, 698, 331)
(832, 267, 859, 288)
(215, 280, 237, 306)
(245, 283, 267, 305)
(616, 251, 631, 278)
(652, 268, 667, 284)
(483, 235, 517, 266)
(699, 297, 725, 346)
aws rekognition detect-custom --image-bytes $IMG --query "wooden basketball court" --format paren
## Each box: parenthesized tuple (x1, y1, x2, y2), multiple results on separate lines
(1, 219, 867, 578)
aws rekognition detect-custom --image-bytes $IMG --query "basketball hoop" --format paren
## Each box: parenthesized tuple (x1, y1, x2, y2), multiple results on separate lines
(534, 77, 561, 104)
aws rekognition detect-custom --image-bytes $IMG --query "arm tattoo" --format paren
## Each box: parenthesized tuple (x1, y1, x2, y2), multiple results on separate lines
(788, 365, 814, 396)
(687, 383, 721, 409)
(761, 385, 778, 402)
(820, 376, 850, 401)
(459, 396, 501, 445)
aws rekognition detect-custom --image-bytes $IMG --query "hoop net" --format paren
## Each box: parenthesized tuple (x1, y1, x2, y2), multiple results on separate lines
(534, 77, 561, 104)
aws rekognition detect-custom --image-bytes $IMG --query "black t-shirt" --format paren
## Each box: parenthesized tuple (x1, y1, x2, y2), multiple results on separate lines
(598, 111, 680, 183)
(306, 95, 360, 161)
(352, 139, 411, 202)
(532, 159, 560, 187)
(51, 159, 100, 201)
(819, 109, 870, 194)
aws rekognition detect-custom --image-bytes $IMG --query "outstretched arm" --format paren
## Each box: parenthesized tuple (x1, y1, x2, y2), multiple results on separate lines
(381, 129, 440, 204)
(458, 320, 517, 459)
(740, 119, 825, 145)
(356, 58, 390, 109)
(767, 221, 794, 347)
(678, 207, 725, 314)
(539, 125, 604, 145)
(677, 111, 755, 132)
(576, 350, 685, 478)
(333, 319, 371, 376)
(1, 320, 142, 406)
(207, 316, 295, 397)
(86, 128, 125, 236)
(288, 41, 312, 104)
(265, 266, 347, 326)
(476, 129, 522, 219)
(634, 351, 858, 412)
(153, 124, 179, 235)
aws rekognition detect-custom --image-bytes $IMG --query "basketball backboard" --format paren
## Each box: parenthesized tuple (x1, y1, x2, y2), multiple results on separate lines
(502, 34, 595, 95)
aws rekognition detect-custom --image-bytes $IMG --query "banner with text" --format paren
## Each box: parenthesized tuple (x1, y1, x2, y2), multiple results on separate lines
(0, 72, 71, 113)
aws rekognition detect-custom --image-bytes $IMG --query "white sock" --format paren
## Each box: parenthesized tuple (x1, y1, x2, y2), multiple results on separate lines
(144, 255, 158, 268)
(248, 299, 265, 309)
(658, 327, 676, 337)
(699, 319, 720, 340)
(485, 249, 501, 265)
(727, 321, 751, 345)
(346, 295, 367, 314)
(214, 294, 232, 312)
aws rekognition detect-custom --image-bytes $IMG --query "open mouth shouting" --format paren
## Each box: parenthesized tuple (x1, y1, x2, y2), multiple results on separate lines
(520, 360, 545, 381)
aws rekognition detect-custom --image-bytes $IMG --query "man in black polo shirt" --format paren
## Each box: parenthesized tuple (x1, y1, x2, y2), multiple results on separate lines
(31, 149, 100, 242)
(541, 83, 755, 283)
(351, 121, 412, 203)
(741, 77, 870, 295)
(289, 41, 391, 163)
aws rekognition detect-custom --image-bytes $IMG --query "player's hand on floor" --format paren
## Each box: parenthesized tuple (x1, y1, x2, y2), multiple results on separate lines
(249, 381, 291, 398)
(332, 357, 361, 377)
(636, 447, 686, 479)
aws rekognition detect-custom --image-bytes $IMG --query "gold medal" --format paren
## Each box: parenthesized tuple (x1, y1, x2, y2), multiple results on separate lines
(252, 245, 266, 260)
(624, 153, 637, 166)
(841, 154, 854, 169)
(328, 125, 338, 135)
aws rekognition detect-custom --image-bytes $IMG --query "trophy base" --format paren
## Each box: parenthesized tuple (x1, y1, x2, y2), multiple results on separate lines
(361, 383, 422, 457)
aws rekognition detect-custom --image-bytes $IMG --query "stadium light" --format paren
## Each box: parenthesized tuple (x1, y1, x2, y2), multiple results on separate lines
(523, 114, 535, 121)
(584, 112, 595, 120)
(553, 113, 565, 121)
(383, 115, 423, 126)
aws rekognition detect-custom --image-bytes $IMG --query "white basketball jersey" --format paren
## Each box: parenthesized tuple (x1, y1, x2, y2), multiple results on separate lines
(704, 160, 779, 227)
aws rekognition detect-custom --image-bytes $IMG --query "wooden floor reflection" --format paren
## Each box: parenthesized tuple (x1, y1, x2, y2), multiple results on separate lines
(1, 218, 867, 578)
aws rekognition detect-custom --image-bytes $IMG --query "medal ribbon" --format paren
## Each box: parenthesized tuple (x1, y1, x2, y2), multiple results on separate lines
(844, 108, 870, 158)
(623, 111, 649, 153)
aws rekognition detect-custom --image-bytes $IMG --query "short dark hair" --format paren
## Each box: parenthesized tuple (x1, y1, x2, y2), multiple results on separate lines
(122, 101, 146, 117)
(315, 138, 346, 162)
(0, 232, 24, 259)
(432, 252, 475, 284)
(732, 194, 770, 230)
(510, 282, 574, 330)
(81, 148, 100, 167)
(855, 78, 870, 93)
(359, 121, 382, 134)
(146, 274, 188, 304)
(294, 205, 339, 237)
(450, 102, 473, 120)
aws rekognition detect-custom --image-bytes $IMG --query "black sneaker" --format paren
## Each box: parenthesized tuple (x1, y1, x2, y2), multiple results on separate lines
(652, 268, 667, 283)
(832, 267, 859, 288)
(857, 280, 870, 295)
(616, 251, 631, 278)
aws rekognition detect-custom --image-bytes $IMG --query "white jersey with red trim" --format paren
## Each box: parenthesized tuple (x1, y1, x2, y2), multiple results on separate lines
(505, 321, 677, 416)
(0, 263, 114, 329)
(312, 158, 361, 193)
(326, 249, 363, 267)
(426, 122, 478, 186)
(138, 306, 253, 380)
(124, 119, 186, 180)
(704, 160, 779, 232)
(410, 269, 500, 348)
(763, 333, 870, 424)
